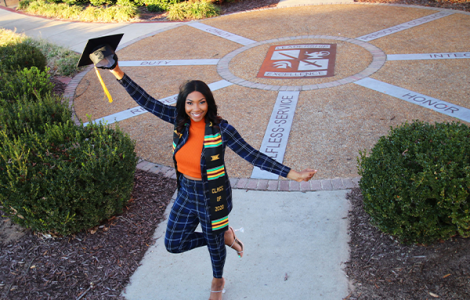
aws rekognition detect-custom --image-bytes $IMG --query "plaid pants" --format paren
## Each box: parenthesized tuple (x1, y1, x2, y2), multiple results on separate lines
(164, 175, 226, 278)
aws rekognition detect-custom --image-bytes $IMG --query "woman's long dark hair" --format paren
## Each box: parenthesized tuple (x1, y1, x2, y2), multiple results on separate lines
(175, 80, 221, 133)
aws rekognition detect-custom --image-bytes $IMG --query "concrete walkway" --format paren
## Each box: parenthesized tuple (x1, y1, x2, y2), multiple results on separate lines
(122, 189, 350, 299)
(0, 8, 180, 52)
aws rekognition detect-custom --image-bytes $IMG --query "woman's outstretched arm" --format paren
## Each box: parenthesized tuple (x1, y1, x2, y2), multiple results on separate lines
(222, 122, 317, 181)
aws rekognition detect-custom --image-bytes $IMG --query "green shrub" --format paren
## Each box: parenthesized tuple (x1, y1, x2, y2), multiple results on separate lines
(0, 120, 138, 236)
(358, 121, 470, 244)
(0, 93, 71, 136)
(17, 0, 33, 9)
(26, 38, 81, 76)
(0, 42, 47, 72)
(168, 0, 219, 20)
(62, 0, 88, 5)
(0, 29, 81, 77)
(144, 0, 180, 12)
(0, 67, 54, 101)
(131, 0, 145, 6)
(0, 28, 28, 46)
(24, 0, 84, 19)
(22, 0, 138, 22)
(116, 0, 144, 6)
(89, 0, 114, 7)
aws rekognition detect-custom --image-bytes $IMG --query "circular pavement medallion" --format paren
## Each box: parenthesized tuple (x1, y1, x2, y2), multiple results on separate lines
(217, 35, 386, 91)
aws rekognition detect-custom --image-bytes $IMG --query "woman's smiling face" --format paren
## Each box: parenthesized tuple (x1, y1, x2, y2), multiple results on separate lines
(185, 91, 208, 122)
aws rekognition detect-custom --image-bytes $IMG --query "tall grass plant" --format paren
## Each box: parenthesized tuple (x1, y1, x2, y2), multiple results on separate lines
(0, 29, 82, 76)
(168, 0, 219, 20)
(20, 0, 139, 22)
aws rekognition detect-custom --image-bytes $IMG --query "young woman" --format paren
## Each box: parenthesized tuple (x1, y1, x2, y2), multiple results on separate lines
(109, 63, 317, 300)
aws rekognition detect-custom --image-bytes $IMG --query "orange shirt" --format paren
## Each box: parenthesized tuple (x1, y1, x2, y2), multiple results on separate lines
(175, 119, 205, 179)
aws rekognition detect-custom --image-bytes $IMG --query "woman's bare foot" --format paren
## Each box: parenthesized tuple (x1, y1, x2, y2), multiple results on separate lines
(224, 227, 244, 258)
(209, 277, 225, 300)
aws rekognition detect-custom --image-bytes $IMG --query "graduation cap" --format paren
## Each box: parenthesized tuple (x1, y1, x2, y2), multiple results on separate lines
(77, 33, 124, 103)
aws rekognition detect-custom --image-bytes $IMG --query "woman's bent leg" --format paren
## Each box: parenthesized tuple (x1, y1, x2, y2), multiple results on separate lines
(165, 187, 206, 253)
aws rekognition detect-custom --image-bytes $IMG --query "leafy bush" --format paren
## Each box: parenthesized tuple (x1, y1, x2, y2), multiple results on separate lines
(144, 0, 180, 12)
(358, 121, 470, 244)
(89, 0, 113, 7)
(26, 38, 81, 76)
(0, 67, 54, 101)
(0, 119, 138, 236)
(168, 0, 219, 20)
(0, 28, 28, 46)
(115, 0, 144, 6)
(0, 28, 138, 237)
(0, 42, 47, 72)
(0, 29, 81, 77)
(24, 0, 85, 19)
(18, 0, 34, 9)
(0, 93, 72, 136)
(62, 0, 89, 5)
(109, 4, 139, 20)
(22, 0, 138, 22)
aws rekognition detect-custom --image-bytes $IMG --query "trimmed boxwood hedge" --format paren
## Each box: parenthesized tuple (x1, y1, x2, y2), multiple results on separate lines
(0, 42, 46, 72)
(0, 116, 138, 236)
(0, 41, 138, 235)
(0, 67, 54, 101)
(358, 120, 470, 244)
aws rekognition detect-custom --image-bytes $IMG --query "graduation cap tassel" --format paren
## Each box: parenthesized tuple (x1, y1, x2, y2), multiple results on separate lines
(94, 66, 113, 103)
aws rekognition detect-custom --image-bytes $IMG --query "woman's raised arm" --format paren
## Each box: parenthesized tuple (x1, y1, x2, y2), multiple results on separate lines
(109, 63, 177, 124)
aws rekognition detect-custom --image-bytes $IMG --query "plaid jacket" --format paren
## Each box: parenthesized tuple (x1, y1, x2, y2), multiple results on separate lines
(118, 74, 291, 207)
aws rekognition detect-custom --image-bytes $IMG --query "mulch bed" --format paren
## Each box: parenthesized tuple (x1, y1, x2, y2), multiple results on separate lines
(345, 188, 470, 300)
(51, 77, 68, 96)
(0, 170, 176, 300)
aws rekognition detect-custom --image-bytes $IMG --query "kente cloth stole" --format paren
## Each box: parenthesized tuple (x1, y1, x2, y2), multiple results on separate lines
(173, 120, 229, 234)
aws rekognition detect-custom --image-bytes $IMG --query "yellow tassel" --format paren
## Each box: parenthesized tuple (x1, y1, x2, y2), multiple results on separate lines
(94, 66, 113, 103)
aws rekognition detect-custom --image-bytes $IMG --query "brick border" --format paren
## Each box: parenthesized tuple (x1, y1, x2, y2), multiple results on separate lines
(136, 159, 360, 191)
(63, 65, 93, 126)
